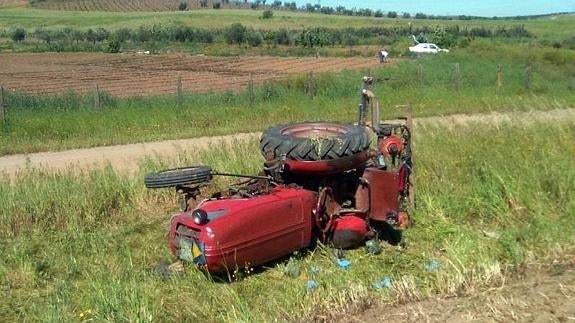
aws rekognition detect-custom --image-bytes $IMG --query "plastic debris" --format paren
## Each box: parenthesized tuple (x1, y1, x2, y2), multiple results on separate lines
(424, 259, 440, 271)
(310, 264, 320, 274)
(365, 239, 382, 255)
(306, 279, 318, 289)
(336, 258, 352, 269)
(372, 277, 393, 289)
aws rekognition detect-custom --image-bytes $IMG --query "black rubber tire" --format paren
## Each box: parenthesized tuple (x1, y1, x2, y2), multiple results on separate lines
(260, 122, 371, 161)
(144, 166, 212, 188)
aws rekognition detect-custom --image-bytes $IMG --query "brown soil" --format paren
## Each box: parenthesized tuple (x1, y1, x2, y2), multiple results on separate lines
(32, 0, 253, 11)
(0, 108, 573, 177)
(0, 0, 25, 7)
(336, 259, 575, 322)
(0, 52, 381, 97)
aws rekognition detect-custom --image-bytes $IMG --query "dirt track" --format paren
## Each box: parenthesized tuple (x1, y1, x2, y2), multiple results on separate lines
(336, 259, 575, 322)
(1, 108, 574, 177)
(0, 53, 380, 96)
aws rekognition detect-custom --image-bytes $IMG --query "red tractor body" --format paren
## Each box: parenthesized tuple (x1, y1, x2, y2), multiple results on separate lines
(168, 187, 316, 273)
(146, 77, 414, 275)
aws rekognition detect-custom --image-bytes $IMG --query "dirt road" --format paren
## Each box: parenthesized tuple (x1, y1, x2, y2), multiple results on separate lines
(335, 258, 575, 322)
(1, 108, 574, 177)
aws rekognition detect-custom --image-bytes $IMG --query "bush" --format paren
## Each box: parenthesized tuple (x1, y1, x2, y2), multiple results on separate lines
(262, 9, 273, 19)
(105, 40, 121, 53)
(387, 11, 397, 18)
(246, 29, 263, 47)
(10, 27, 26, 42)
(274, 28, 291, 45)
(178, 0, 188, 10)
(224, 23, 247, 44)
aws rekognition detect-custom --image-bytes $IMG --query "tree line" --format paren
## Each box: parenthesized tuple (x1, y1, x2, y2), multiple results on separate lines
(6, 23, 534, 52)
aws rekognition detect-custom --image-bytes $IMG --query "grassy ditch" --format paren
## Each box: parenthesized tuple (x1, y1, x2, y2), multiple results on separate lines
(0, 118, 573, 321)
(1, 43, 574, 156)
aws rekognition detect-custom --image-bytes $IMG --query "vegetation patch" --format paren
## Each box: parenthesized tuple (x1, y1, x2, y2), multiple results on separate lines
(0, 119, 573, 321)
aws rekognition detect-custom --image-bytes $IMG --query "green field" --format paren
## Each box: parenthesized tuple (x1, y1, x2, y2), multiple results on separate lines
(1, 7, 574, 40)
(1, 5, 575, 321)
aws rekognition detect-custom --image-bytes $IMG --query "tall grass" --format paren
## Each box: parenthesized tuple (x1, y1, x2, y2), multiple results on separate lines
(1, 118, 573, 321)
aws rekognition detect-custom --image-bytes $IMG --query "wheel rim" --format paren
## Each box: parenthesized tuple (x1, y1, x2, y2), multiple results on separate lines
(281, 123, 349, 138)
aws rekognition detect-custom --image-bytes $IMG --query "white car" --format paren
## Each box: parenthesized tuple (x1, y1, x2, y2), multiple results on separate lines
(408, 43, 449, 54)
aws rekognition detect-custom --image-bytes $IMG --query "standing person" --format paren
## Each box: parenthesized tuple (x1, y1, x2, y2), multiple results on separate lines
(379, 48, 389, 63)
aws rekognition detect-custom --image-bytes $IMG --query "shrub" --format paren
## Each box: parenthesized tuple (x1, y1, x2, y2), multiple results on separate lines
(178, 0, 188, 10)
(105, 40, 121, 53)
(274, 28, 291, 45)
(224, 23, 247, 44)
(246, 29, 263, 47)
(10, 27, 26, 42)
(113, 28, 131, 43)
(387, 11, 397, 18)
(262, 9, 273, 19)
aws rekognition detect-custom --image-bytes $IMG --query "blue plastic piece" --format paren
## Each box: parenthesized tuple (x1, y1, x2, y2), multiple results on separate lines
(306, 279, 318, 289)
(336, 258, 352, 268)
(372, 277, 393, 289)
(310, 265, 320, 274)
(424, 259, 440, 271)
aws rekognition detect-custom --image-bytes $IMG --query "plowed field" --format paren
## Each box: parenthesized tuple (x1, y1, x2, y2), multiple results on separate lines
(0, 53, 381, 97)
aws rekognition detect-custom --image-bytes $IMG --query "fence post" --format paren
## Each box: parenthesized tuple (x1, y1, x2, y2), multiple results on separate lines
(248, 73, 254, 107)
(93, 83, 101, 110)
(0, 86, 5, 123)
(417, 63, 424, 87)
(452, 63, 461, 91)
(306, 71, 315, 97)
(524, 64, 532, 90)
(496, 64, 503, 94)
(177, 76, 183, 106)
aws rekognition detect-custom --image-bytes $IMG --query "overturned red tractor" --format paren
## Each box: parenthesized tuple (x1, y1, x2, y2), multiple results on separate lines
(145, 77, 414, 274)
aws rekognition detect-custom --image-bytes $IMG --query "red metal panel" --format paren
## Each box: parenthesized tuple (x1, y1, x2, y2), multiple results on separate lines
(169, 187, 316, 273)
(355, 168, 399, 221)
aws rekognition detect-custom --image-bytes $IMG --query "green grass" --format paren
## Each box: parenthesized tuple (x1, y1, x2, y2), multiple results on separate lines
(1, 7, 574, 40)
(1, 118, 573, 321)
(1, 42, 574, 156)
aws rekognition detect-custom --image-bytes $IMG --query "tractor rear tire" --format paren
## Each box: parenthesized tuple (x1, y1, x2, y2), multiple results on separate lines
(260, 122, 370, 161)
(144, 166, 212, 188)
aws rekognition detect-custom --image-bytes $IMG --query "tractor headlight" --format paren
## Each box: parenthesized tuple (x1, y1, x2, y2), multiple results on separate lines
(192, 209, 208, 225)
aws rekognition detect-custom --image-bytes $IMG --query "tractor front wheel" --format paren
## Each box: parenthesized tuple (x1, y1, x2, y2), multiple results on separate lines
(144, 165, 212, 188)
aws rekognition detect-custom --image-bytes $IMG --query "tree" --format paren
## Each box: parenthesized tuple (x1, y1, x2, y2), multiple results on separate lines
(10, 28, 26, 42)
(387, 11, 397, 18)
(178, 0, 188, 10)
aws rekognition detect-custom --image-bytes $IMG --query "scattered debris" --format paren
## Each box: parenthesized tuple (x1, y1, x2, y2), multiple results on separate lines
(365, 239, 382, 255)
(310, 264, 320, 274)
(306, 279, 319, 289)
(425, 259, 441, 271)
(336, 258, 352, 269)
(372, 277, 393, 289)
